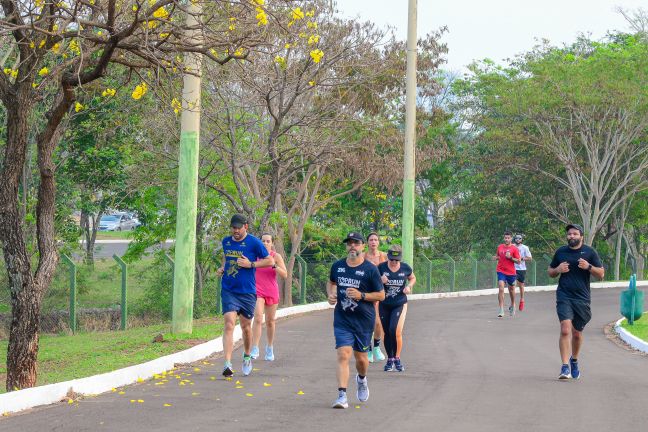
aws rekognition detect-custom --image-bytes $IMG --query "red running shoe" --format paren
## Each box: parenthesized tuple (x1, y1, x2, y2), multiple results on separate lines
(519, 299, 525, 311)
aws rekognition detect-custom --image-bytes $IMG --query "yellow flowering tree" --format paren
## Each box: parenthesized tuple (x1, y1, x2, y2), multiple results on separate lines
(0, 0, 291, 392)
(199, 0, 448, 305)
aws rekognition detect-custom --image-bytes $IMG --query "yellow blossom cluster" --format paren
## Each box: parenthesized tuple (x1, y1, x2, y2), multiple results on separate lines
(255, 7, 268, 26)
(3, 68, 18, 78)
(307, 34, 319, 46)
(69, 39, 80, 55)
(310, 49, 323, 63)
(102, 88, 116, 97)
(74, 102, 84, 112)
(274, 55, 287, 68)
(131, 82, 148, 100)
(171, 98, 182, 114)
(38, 67, 49, 76)
(292, 7, 304, 20)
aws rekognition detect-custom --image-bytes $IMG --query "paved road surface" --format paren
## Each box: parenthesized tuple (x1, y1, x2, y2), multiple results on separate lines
(75, 241, 172, 259)
(2, 288, 647, 431)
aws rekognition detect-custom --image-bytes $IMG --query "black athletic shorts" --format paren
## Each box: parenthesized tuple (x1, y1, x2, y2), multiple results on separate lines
(516, 270, 526, 283)
(556, 298, 591, 331)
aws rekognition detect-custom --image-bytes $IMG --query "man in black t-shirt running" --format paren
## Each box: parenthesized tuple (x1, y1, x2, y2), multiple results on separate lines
(327, 232, 385, 409)
(548, 223, 604, 380)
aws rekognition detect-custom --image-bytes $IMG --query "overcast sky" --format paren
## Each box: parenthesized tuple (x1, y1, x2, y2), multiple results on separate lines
(338, 0, 645, 72)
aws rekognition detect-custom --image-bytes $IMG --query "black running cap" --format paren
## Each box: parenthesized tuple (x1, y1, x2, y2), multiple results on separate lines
(565, 223, 584, 235)
(230, 214, 248, 228)
(343, 232, 365, 243)
(387, 249, 402, 261)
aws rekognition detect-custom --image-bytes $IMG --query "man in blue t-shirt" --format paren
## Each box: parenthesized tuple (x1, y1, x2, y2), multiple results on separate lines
(327, 232, 384, 409)
(216, 214, 274, 378)
(548, 223, 604, 380)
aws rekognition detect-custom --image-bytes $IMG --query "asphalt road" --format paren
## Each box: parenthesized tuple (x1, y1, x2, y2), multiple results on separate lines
(2, 288, 647, 432)
(75, 241, 172, 259)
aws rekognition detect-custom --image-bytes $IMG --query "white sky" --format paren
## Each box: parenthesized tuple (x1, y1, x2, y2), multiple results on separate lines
(338, 0, 645, 72)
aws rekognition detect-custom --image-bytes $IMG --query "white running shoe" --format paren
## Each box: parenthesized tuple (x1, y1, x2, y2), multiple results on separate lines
(356, 374, 369, 402)
(332, 390, 348, 409)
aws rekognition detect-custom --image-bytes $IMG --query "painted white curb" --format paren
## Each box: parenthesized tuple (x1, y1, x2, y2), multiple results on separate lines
(0, 302, 332, 415)
(615, 317, 648, 353)
(2, 280, 645, 415)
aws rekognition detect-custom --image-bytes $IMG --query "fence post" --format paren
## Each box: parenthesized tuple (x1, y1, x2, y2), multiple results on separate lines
(61, 254, 77, 334)
(443, 254, 455, 292)
(296, 255, 307, 304)
(468, 256, 478, 290)
(113, 254, 128, 330)
(421, 254, 433, 293)
(531, 260, 537, 286)
(492, 261, 498, 288)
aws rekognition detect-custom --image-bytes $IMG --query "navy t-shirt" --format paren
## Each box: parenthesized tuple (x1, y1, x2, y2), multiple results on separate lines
(221, 234, 269, 294)
(377, 262, 412, 307)
(329, 259, 384, 332)
(550, 245, 602, 302)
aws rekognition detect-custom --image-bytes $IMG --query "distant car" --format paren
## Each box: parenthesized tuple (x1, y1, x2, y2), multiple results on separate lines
(98, 214, 137, 231)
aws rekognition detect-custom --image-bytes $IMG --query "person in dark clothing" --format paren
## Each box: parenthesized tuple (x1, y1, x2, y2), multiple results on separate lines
(377, 245, 416, 372)
(548, 223, 604, 380)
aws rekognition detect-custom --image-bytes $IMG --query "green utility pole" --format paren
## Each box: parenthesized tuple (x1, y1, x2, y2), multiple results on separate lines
(172, 2, 203, 334)
(402, 0, 418, 266)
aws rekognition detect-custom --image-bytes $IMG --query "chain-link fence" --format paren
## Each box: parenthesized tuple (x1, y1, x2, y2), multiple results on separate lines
(0, 250, 638, 340)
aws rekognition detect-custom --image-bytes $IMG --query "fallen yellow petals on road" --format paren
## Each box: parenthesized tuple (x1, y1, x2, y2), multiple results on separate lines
(263, 383, 272, 387)
(164, 404, 172, 407)
(246, 393, 254, 397)
(297, 390, 305, 395)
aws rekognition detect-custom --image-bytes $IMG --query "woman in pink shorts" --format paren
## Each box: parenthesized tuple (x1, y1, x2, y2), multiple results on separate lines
(251, 233, 287, 361)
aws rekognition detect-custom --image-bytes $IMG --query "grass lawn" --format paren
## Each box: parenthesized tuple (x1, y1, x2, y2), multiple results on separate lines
(94, 230, 134, 240)
(0, 317, 223, 393)
(45, 257, 159, 310)
(620, 313, 648, 341)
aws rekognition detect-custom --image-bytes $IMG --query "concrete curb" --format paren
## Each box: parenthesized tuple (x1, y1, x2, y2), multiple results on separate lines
(2, 280, 645, 414)
(614, 317, 648, 353)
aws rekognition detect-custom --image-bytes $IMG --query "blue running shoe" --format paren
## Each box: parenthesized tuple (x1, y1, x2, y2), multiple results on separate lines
(367, 349, 374, 363)
(332, 390, 348, 409)
(558, 364, 571, 380)
(384, 359, 395, 372)
(222, 361, 233, 377)
(264, 345, 275, 361)
(242, 355, 253, 376)
(250, 346, 259, 360)
(570, 357, 580, 380)
(394, 358, 405, 372)
(356, 374, 369, 402)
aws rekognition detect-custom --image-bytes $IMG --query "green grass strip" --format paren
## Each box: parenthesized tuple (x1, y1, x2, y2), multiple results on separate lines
(0, 317, 223, 394)
(620, 313, 648, 342)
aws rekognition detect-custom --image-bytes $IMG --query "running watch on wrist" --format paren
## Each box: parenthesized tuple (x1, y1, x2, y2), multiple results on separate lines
(587, 263, 592, 271)
(251, 262, 255, 269)
(361, 292, 366, 301)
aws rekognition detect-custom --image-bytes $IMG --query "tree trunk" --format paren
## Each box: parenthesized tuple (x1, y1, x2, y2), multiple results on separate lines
(614, 206, 626, 280)
(283, 255, 297, 307)
(82, 210, 101, 266)
(2, 84, 72, 390)
(1, 96, 41, 391)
